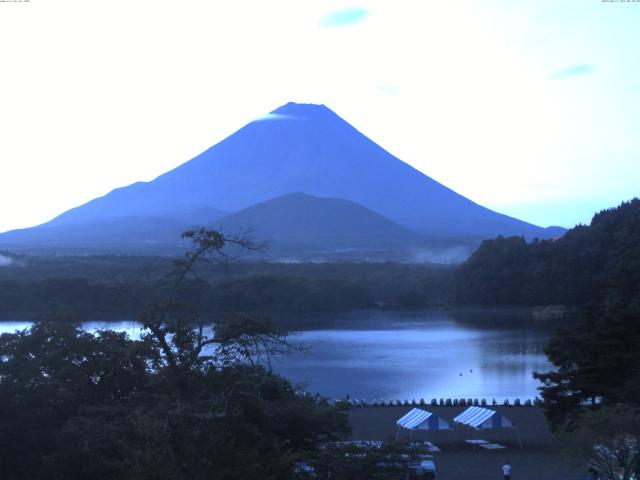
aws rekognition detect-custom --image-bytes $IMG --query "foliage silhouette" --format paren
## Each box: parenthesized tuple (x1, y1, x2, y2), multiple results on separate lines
(0, 229, 350, 480)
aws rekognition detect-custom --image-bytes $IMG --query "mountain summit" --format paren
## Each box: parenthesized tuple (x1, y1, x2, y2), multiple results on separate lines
(271, 101, 337, 117)
(0, 102, 562, 256)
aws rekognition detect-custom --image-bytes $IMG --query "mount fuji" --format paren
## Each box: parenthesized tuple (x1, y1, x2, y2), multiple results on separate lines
(0, 102, 564, 259)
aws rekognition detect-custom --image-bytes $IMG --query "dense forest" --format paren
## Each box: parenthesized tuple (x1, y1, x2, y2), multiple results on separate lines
(0, 257, 453, 320)
(455, 199, 640, 306)
(0, 276, 373, 319)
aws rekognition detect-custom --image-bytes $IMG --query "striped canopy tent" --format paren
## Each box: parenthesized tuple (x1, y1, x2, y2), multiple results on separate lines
(454, 406, 514, 429)
(454, 406, 522, 447)
(396, 408, 451, 437)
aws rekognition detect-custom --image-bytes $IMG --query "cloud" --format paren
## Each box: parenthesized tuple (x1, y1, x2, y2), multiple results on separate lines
(549, 64, 594, 79)
(0, 254, 13, 267)
(251, 113, 301, 122)
(321, 7, 369, 28)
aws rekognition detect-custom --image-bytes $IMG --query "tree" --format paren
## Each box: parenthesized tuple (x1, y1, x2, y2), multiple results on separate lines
(0, 228, 350, 480)
(534, 303, 640, 431)
(0, 321, 153, 479)
(558, 405, 640, 480)
(213, 313, 303, 370)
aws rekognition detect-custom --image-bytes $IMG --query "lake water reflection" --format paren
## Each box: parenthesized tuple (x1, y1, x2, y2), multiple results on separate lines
(0, 310, 551, 401)
(275, 310, 552, 402)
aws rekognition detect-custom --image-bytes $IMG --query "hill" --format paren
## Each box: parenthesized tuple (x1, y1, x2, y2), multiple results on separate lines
(454, 198, 640, 306)
(214, 193, 419, 253)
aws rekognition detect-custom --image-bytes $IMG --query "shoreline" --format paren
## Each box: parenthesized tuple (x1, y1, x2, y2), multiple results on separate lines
(0, 305, 566, 327)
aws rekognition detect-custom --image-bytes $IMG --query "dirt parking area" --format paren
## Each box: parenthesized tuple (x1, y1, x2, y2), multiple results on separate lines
(348, 405, 583, 480)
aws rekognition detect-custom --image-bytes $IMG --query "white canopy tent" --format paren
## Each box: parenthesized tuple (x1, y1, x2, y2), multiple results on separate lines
(396, 408, 451, 440)
(453, 406, 522, 448)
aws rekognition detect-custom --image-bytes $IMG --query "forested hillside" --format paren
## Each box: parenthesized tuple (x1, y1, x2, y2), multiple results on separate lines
(455, 199, 640, 306)
(531, 201, 640, 437)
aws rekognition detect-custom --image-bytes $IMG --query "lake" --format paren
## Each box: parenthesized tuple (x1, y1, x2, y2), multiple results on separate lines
(0, 309, 552, 402)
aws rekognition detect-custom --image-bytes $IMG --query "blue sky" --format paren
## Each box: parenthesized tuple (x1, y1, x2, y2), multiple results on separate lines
(549, 64, 594, 79)
(0, 0, 638, 232)
(321, 7, 369, 27)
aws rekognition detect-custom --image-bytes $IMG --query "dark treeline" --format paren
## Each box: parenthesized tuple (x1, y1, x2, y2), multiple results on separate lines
(455, 199, 640, 306)
(0, 260, 454, 320)
(0, 277, 372, 319)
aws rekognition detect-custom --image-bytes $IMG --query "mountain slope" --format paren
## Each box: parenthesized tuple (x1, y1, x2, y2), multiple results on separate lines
(214, 193, 419, 252)
(0, 207, 227, 254)
(38, 102, 561, 239)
